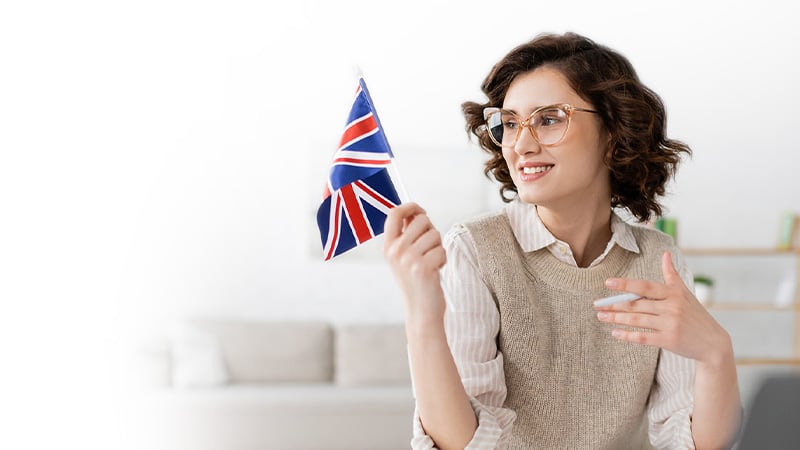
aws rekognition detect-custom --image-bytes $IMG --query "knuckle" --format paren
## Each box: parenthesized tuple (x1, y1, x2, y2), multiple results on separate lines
(427, 249, 445, 269)
(398, 253, 414, 269)
(384, 243, 400, 260)
(437, 248, 448, 267)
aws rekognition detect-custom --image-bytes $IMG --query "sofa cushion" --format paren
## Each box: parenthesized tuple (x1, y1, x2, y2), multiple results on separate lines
(335, 323, 411, 386)
(169, 322, 229, 389)
(189, 319, 334, 383)
(132, 384, 415, 450)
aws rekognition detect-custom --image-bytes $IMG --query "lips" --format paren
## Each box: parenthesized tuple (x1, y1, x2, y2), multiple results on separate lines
(517, 162, 554, 182)
(522, 165, 553, 174)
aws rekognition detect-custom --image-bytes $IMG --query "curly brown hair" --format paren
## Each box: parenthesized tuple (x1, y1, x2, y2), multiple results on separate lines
(462, 32, 691, 223)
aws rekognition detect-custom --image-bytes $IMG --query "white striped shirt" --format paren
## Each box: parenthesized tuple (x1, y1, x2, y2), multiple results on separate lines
(411, 201, 696, 449)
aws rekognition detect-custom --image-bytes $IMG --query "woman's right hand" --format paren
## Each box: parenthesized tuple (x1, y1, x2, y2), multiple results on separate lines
(383, 202, 447, 328)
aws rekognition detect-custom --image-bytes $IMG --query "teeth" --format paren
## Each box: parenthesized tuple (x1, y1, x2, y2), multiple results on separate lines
(522, 165, 553, 174)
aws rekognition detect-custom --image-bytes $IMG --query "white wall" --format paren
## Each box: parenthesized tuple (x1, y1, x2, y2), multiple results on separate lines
(1, 1, 799, 448)
(106, 0, 800, 327)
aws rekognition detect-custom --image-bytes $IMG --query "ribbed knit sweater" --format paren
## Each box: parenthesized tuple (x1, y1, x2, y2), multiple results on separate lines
(463, 211, 676, 450)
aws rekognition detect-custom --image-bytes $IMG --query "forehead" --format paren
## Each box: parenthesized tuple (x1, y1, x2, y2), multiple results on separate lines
(502, 67, 582, 113)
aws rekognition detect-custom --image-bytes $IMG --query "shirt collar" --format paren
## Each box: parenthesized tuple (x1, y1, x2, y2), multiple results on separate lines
(504, 200, 640, 255)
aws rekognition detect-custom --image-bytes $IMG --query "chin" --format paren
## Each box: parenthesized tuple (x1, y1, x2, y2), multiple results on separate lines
(515, 189, 546, 206)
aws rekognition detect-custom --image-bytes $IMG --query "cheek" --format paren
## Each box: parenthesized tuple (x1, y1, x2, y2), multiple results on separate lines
(501, 147, 514, 161)
(501, 150, 517, 175)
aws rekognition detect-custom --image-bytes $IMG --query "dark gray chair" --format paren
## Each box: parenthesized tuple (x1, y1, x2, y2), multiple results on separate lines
(737, 374, 800, 450)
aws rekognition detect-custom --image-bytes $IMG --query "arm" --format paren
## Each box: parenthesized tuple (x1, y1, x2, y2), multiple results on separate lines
(596, 251, 741, 449)
(647, 349, 696, 449)
(406, 321, 478, 450)
(691, 337, 741, 450)
(384, 203, 477, 450)
(438, 224, 517, 448)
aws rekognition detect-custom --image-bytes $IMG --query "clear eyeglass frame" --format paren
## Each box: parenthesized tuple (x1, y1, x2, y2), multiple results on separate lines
(482, 103, 599, 147)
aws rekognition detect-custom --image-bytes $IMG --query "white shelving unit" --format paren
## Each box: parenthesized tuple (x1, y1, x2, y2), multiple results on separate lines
(681, 248, 800, 367)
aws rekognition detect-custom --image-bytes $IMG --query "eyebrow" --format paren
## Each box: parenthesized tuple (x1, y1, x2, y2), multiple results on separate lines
(501, 108, 528, 117)
(503, 104, 559, 115)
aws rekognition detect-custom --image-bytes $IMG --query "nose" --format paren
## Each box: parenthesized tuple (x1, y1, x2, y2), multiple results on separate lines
(513, 125, 541, 156)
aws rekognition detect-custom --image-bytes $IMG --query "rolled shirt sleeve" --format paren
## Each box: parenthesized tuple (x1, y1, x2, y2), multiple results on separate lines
(647, 250, 696, 449)
(410, 225, 516, 449)
(647, 349, 696, 449)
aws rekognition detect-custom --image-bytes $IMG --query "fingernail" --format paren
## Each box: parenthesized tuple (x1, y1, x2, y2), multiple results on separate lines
(605, 279, 619, 288)
(611, 329, 623, 338)
(597, 312, 609, 320)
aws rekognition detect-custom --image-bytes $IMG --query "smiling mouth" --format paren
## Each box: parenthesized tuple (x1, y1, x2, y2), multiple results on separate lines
(522, 165, 553, 174)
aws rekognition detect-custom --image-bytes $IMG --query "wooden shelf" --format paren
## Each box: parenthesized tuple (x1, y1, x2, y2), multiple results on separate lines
(735, 358, 800, 366)
(683, 248, 800, 366)
(681, 247, 800, 256)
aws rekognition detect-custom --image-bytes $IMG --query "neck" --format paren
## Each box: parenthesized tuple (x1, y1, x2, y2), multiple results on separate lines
(537, 202, 613, 268)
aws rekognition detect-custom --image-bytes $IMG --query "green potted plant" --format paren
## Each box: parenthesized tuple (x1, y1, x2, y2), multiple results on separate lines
(693, 275, 714, 306)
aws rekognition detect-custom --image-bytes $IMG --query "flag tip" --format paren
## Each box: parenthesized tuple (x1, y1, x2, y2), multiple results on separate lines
(352, 65, 364, 79)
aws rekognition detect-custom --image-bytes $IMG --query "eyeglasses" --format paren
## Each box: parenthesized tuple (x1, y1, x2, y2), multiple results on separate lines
(483, 103, 599, 147)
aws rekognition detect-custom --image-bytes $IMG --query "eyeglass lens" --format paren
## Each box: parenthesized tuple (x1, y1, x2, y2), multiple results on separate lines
(486, 107, 569, 147)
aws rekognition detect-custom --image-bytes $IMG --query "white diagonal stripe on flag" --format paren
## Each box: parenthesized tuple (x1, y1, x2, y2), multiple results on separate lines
(338, 113, 379, 150)
(353, 180, 397, 214)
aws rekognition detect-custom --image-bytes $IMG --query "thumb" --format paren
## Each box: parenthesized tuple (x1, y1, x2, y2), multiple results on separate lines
(661, 251, 682, 286)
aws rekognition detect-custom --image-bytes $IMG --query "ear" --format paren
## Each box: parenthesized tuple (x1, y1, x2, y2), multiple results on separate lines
(603, 135, 615, 165)
(604, 132, 614, 159)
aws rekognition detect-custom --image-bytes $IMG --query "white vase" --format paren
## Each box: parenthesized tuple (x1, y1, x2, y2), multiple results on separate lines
(695, 283, 713, 305)
(774, 271, 796, 308)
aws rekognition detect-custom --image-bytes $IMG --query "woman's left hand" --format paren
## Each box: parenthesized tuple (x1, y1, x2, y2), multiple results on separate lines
(595, 251, 732, 365)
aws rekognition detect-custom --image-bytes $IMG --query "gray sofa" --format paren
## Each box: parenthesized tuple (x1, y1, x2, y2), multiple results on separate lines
(129, 320, 415, 450)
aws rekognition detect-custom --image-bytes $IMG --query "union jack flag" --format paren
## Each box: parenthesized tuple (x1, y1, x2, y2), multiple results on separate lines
(317, 78, 402, 261)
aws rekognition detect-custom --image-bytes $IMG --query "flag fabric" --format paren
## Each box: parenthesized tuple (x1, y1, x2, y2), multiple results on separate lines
(317, 78, 402, 261)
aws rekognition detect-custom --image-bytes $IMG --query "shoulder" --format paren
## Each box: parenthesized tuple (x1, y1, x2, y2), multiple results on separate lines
(442, 208, 511, 275)
(627, 224, 693, 283)
(461, 208, 507, 229)
(629, 224, 678, 253)
(445, 209, 507, 245)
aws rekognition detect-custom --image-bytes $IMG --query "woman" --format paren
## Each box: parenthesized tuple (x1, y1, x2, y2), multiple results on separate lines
(383, 32, 741, 449)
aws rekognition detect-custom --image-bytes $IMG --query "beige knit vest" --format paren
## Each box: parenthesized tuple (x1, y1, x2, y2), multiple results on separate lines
(464, 212, 675, 450)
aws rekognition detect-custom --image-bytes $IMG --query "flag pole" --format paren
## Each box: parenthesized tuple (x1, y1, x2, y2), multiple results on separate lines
(386, 159, 411, 204)
(355, 70, 412, 204)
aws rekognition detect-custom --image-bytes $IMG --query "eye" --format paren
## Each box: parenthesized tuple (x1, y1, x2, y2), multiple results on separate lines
(499, 113, 519, 130)
(537, 110, 566, 127)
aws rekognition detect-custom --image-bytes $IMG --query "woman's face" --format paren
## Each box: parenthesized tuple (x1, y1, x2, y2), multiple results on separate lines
(501, 66, 611, 211)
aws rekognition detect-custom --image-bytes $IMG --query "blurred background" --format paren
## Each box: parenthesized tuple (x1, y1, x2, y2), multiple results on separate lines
(1, 0, 798, 448)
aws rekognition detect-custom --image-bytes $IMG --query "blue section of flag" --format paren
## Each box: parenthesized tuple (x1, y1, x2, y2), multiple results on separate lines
(357, 78, 394, 158)
(317, 162, 401, 260)
(325, 79, 395, 193)
(328, 132, 392, 192)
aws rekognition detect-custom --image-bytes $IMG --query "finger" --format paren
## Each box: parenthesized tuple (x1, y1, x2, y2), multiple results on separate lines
(396, 213, 434, 249)
(604, 277, 668, 300)
(610, 328, 661, 347)
(597, 311, 660, 331)
(411, 227, 442, 256)
(594, 298, 663, 315)
(422, 245, 447, 270)
(661, 251, 682, 287)
(384, 203, 425, 240)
